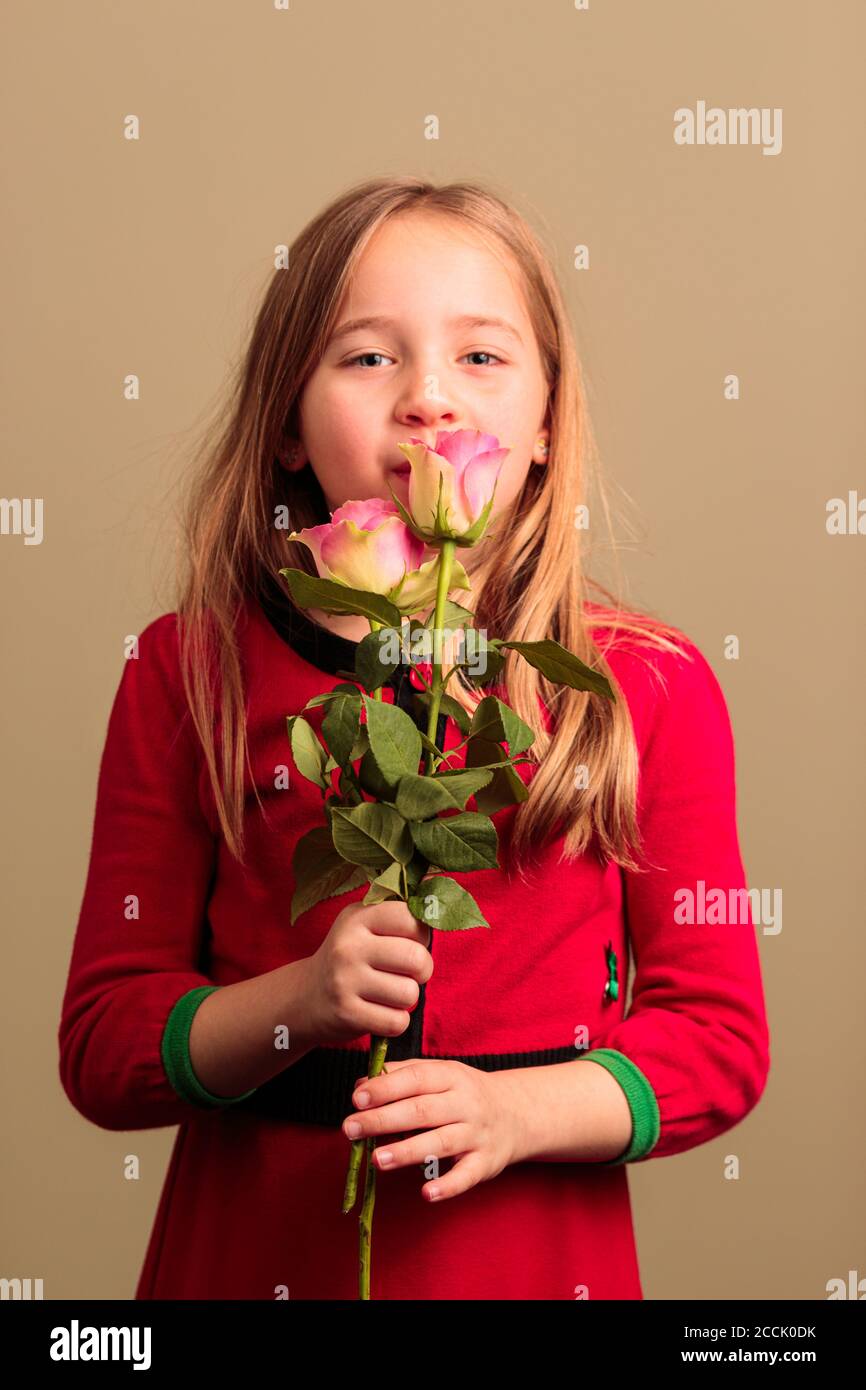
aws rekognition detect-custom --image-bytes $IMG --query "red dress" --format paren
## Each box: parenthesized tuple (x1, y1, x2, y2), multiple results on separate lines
(58, 595, 770, 1299)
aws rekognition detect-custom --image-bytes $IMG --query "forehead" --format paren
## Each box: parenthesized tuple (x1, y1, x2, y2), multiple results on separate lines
(340, 211, 529, 322)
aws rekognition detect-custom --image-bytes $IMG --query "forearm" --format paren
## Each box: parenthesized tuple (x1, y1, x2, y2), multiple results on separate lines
(497, 1058, 634, 1164)
(188, 957, 320, 1098)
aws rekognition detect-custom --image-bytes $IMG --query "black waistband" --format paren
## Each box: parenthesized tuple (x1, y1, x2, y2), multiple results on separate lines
(239, 1042, 581, 1126)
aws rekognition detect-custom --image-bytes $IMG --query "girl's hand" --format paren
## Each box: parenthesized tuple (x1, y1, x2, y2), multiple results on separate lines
(306, 900, 434, 1047)
(342, 1058, 523, 1202)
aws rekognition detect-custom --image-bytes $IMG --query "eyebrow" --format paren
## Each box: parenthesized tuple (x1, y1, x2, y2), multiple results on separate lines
(328, 313, 524, 346)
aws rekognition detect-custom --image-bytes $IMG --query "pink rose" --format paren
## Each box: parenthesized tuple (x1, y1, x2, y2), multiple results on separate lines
(391, 428, 510, 543)
(288, 498, 468, 614)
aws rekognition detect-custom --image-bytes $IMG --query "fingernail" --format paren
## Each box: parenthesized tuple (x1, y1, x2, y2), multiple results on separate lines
(377, 1150, 393, 1167)
(346, 1121, 362, 1138)
(354, 1090, 370, 1107)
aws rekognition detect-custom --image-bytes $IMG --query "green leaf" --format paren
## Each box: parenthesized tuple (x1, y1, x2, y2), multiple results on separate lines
(330, 801, 415, 868)
(430, 599, 476, 629)
(394, 774, 458, 820)
(409, 811, 499, 872)
(459, 630, 506, 687)
(408, 875, 491, 931)
(279, 567, 402, 627)
(417, 726, 445, 757)
(362, 693, 422, 784)
(337, 768, 363, 804)
(290, 826, 369, 925)
(466, 735, 530, 814)
(325, 792, 354, 814)
(355, 627, 401, 692)
(349, 726, 370, 761)
(436, 758, 531, 776)
(395, 770, 493, 819)
(469, 695, 536, 757)
(498, 638, 615, 701)
(362, 859, 406, 905)
(302, 683, 363, 710)
(431, 768, 494, 806)
(412, 689, 472, 736)
(405, 849, 433, 893)
(357, 747, 399, 801)
(287, 715, 330, 791)
(321, 690, 361, 769)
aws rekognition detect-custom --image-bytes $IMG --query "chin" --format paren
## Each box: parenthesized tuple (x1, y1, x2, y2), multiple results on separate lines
(384, 475, 410, 501)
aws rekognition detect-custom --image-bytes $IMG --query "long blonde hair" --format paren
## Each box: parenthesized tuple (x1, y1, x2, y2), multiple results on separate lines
(172, 175, 691, 885)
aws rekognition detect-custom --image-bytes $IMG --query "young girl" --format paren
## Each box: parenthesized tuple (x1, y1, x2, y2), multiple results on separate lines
(58, 175, 770, 1301)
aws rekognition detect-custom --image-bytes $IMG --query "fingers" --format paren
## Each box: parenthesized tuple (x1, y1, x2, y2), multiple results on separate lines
(343, 1088, 453, 1142)
(363, 937, 433, 984)
(421, 1151, 482, 1201)
(363, 899, 431, 949)
(352, 1003, 416, 1039)
(353, 1059, 453, 1107)
(342, 1060, 486, 1202)
(372, 1122, 470, 1179)
(343, 1063, 454, 1141)
(357, 963, 420, 1009)
(359, 1120, 480, 1203)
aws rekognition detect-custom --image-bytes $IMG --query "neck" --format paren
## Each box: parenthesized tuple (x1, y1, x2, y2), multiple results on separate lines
(305, 609, 378, 643)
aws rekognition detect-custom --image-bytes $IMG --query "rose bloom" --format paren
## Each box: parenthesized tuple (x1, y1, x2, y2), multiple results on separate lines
(392, 428, 510, 544)
(288, 497, 469, 614)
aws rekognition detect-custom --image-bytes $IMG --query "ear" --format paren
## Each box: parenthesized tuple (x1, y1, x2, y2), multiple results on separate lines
(275, 436, 307, 473)
(533, 427, 551, 466)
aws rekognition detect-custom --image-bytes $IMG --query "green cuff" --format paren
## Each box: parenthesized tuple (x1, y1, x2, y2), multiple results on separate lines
(161, 985, 258, 1109)
(577, 1047, 660, 1163)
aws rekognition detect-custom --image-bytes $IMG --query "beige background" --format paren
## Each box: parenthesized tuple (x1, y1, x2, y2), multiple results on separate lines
(2, 0, 863, 1300)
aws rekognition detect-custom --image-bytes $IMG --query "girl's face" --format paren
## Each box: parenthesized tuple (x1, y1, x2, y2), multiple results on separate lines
(285, 211, 551, 543)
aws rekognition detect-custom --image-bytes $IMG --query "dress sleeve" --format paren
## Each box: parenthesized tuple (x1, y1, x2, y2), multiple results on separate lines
(58, 614, 255, 1131)
(577, 637, 771, 1163)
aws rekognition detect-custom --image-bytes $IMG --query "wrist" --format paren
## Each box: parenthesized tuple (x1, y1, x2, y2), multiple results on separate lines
(488, 1067, 536, 1167)
(489, 1058, 636, 1164)
(277, 956, 321, 1055)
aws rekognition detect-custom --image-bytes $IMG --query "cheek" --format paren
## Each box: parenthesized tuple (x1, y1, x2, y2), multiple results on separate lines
(494, 457, 530, 507)
(304, 424, 388, 509)
(310, 386, 380, 455)
(303, 391, 354, 449)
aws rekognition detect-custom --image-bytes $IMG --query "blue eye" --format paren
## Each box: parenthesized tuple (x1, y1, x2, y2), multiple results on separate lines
(462, 351, 503, 366)
(344, 350, 504, 369)
(346, 352, 392, 368)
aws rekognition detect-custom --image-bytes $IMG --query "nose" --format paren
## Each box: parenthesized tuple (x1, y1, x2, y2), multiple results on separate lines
(394, 364, 464, 433)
